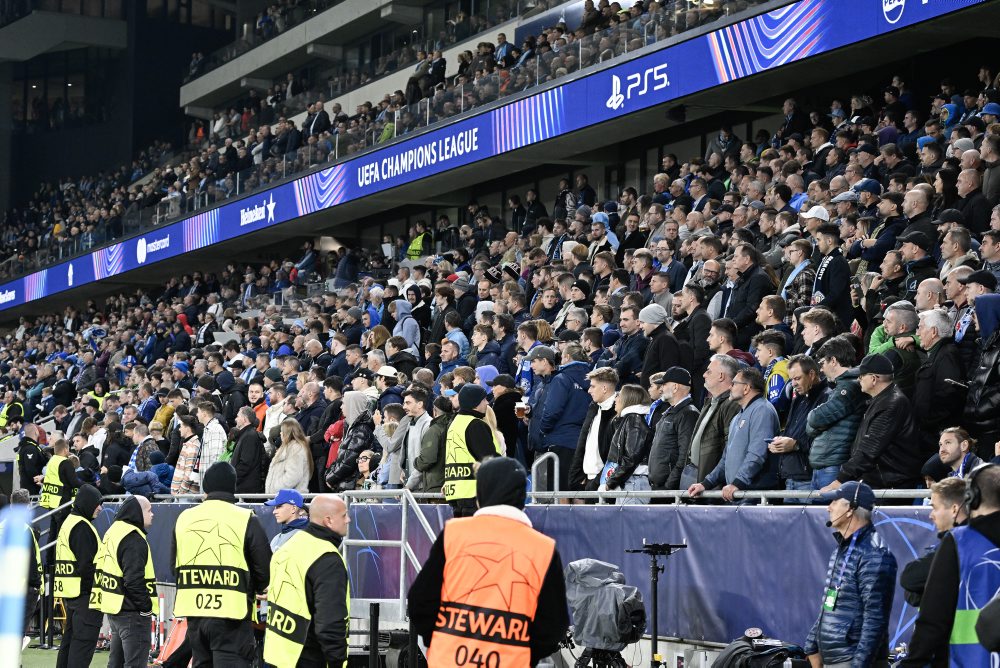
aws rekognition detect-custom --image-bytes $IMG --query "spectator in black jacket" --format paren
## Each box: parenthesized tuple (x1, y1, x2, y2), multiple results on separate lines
(812, 224, 854, 331)
(648, 367, 699, 490)
(570, 367, 618, 492)
(231, 407, 266, 493)
(724, 244, 776, 350)
(913, 309, 967, 451)
(956, 168, 991, 234)
(638, 304, 681, 389)
(823, 353, 923, 493)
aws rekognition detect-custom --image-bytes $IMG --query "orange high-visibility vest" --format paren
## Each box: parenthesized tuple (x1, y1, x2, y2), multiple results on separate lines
(427, 515, 555, 668)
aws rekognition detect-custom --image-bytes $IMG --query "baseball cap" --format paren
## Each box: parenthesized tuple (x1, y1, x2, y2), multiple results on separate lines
(802, 205, 830, 222)
(858, 353, 895, 376)
(487, 374, 516, 389)
(526, 346, 556, 364)
(353, 368, 375, 382)
(959, 269, 999, 292)
(264, 489, 305, 508)
(896, 231, 932, 253)
(264, 367, 284, 382)
(820, 481, 876, 511)
(982, 102, 1000, 117)
(375, 365, 398, 378)
(853, 179, 882, 196)
(655, 366, 691, 386)
(934, 209, 965, 226)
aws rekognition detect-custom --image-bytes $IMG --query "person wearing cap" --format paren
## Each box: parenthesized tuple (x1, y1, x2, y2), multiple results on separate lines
(443, 383, 501, 517)
(408, 457, 568, 666)
(956, 167, 991, 234)
(821, 354, 923, 494)
(901, 465, 1000, 666)
(848, 192, 907, 275)
(804, 481, 897, 668)
(811, 223, 854, 329)
(172, 462, 271, 666)
(853, 178, 882, 218)
(648, 367, 699, 491)
(265, 488, 309, 552)
(896, 230, 938, 304)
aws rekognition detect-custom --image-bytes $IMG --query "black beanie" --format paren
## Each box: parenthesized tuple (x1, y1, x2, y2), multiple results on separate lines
(476, 457, 527, 510)
(202, 462, 237, 495)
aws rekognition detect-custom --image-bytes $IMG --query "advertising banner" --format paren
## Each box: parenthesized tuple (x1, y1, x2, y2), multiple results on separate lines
(2, 0, 987, 310)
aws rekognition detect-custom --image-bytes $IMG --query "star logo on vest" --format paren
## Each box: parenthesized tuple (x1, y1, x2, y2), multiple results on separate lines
(443, 544, 532, 609)
(183, 519, 244, 564)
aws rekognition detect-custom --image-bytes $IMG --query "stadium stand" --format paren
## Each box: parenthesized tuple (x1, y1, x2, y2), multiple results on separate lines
(5, 0, 1000, 662)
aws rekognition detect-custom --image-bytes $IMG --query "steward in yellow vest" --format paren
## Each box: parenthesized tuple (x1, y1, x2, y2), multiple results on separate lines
(39, 438, 81, 510)
(54, 483, 104, 668)
(443, 384, 501, 517)
(265, 494, 351, 668)
(408, 458, 569, 668)
(91, 495, 157, 666)
(172, 462, 271, 668)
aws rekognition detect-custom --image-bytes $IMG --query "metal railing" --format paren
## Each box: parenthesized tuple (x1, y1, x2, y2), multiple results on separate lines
(530, 451, 560, 502)
(527, 489, 932, 505)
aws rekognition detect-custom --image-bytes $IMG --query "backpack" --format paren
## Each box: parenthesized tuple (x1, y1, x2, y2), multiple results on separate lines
(711, 631, 808, 668)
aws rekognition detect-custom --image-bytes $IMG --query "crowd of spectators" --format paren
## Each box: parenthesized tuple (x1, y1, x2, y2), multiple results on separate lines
(6, 59, 1000, 510)
(0, 141, 181, 278)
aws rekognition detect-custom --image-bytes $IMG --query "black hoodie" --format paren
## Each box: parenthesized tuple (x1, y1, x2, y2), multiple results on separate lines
(66, 484, 103, 598)
(111, 496, 153, 613)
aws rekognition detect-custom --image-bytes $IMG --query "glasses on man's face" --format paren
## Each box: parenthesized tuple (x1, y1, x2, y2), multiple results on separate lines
(358, 456, 371, 462)
(703, 269, 719, 277)
(732, 380, 748, 386)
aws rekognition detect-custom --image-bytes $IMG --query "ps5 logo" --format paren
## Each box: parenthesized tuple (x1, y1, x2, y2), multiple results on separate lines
(240, 193, 277, 227)
(606, 64, 670, 112)
(882, 0, 904, 24)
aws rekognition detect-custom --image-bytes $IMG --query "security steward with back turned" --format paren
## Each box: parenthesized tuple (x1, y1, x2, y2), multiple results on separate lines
(38, 438, 82, 551)
(171, 461, 271, 667)
(55, 483, 103, 668)
(408, 457, 569, 667)
(264, 494, 352, 667)
(902, 464, 1000, 667)
(443, 384, 502, 517)
(91, 495, 157, 668)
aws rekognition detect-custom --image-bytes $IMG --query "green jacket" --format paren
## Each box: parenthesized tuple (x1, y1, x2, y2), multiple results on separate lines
(413, 413, 453, 494)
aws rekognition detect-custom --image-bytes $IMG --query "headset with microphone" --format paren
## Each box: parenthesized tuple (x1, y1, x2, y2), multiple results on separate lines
(826, 481, 863, 528)
(965, 463, 998, 512)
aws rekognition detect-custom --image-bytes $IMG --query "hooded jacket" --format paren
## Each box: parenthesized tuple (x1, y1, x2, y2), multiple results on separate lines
(965, 294, 1000, 438)
(391, 299, 421, 354)
(471, 340, 502, 369)
(639, 325, 682, 389)
(66, 484, 103, 598)
(327, 393, 376, 490)
(111, 496, 154, 613)
(387, 350, 419, 378)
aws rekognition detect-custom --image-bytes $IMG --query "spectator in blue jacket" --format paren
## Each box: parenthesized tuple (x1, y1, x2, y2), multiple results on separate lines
(391, 299, 421, 355)
(108, 465, 170, 499)
(806, 482, 897, 667)
(538, 345, 592, 493)
(688, 367, 780, 502)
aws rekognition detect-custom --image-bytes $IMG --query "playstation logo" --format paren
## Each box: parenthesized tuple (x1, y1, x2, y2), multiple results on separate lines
(606, 75, 625, 111)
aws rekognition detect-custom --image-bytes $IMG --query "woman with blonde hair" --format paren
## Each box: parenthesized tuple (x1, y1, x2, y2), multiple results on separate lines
(365, 324, 391, 352)
(533, 319, 554, 344)
(482, 404, 507, 456)
(265, 419, 313, 493)
(601, 384, 652, 505)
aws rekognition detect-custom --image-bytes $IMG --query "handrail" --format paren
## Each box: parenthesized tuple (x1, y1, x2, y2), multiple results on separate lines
(529, 451, 560, 503)
(527, 489, 932, 505)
